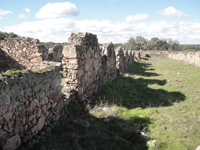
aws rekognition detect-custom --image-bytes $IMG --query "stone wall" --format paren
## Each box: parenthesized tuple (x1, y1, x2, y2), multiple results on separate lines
(0, 37, 48, 72)
(47, 45, 63, 62)
(0, 48, 25, 72)
(115, 46, 125, 73)
(62, 32, 138, 101)
(62, 32, 102, 101)
(0, 32, 139, 149)
(101, 42, 117, 85)
(140, 50, 168, 57)
(0, 64, 67, 150)
(139, 50, 200, 67)
(134, 51, 141, 62)
(168, 51, 200, 67)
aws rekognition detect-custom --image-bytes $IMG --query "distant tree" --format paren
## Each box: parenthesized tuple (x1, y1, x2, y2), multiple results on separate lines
(167, 38, 180, 51)
(123, 37, 136, 50)
(8, 32, 18, 38)
(150, 37, 160, 50)
(124, 36, 180, 51)
(135, 36, 147, 50)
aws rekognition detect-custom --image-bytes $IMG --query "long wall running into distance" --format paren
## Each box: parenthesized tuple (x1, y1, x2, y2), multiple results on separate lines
(0, 32, 139, 150)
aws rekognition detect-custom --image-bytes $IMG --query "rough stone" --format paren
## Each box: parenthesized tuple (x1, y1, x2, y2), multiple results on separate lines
(38, 115, 46, 131)
(19, 107, 26, 118)
(103, 118, 111, 123)
(37, 108, 42, 117)
(14, 117, 24, 135)
(0, 92, 10, 105)
(140, 132, 150, 141)
(31, 125, 38, 134)
(147, 140, 157, 147)
(3, 135, 21, 150)
(30, 99, 39, 113)
(3, 111, 13, 122)
(0, 129, 6, 140)
(72, 120, 90, 128)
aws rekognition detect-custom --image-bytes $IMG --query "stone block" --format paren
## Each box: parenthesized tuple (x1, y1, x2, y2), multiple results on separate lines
(63, 45, 80, 58)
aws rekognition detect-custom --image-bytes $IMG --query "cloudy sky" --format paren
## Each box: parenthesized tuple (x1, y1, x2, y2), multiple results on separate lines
(0, 0, 200, 44)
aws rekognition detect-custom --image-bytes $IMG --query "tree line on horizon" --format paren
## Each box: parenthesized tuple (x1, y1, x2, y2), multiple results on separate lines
(0, 31, 200, 51)
(122, 36, 180, 51)
(0, 31, 18, 40)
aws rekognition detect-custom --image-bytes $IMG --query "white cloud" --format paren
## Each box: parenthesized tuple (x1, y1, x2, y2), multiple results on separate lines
(4, 18, 75, 42)
(35, 2, 79, 19)
(18, 14, 28, 18)
(108, 0, 116, 3)
(0, 8, 13, 19)
(24, 8, 30, 13)
(3, 18, 200, 44)
(126, 14, 149, 22)
(158, 7, 188, 18)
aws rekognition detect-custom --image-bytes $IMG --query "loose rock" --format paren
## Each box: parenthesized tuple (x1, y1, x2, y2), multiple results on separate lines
(140, 132, 150, 141)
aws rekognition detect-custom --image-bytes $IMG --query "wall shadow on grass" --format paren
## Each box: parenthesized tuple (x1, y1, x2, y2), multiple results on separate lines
(99, 61, 186, 109)
(27, 99, 149, 150)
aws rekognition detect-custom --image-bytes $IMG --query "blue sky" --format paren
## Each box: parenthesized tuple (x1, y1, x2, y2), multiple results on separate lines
(0, 0, 200, 44)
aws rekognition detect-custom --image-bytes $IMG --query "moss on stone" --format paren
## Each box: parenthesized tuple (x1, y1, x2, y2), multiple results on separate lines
(3, 70, 26, 77)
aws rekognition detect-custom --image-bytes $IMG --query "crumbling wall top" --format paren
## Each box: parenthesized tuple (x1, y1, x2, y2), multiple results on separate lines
(68, 32, 98, 47)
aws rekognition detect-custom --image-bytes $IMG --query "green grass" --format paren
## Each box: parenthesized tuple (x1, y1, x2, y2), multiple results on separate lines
(3, 70, 26, 77)
(96, 57, 200, 150)
(25, 57, 200, 150)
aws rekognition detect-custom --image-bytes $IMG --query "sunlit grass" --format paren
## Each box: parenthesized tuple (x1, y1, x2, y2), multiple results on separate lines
(95, 57, 200, 149)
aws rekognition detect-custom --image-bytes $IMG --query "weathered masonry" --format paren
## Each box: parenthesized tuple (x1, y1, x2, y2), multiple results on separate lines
(0, 32, 139, 150)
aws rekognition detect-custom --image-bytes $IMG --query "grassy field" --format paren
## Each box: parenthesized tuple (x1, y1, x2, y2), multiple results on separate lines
(28, 57, 200, 150)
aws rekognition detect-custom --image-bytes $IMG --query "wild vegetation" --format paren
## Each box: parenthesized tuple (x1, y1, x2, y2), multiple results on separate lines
(40, 42, 68, 49)
(26, 57, 200, 150)
(0, 31, 18, 40)
(122, 36, 180, 51)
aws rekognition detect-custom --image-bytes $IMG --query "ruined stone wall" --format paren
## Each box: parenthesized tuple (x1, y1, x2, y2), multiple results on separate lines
(0, 48, 25, 72)
(0, 32, 138, 149)
(62, 33, 138, 101)
(128, 50, 134, 66)
(47, 45, 63, 62)
(0, 64, 67, 150)
(101, 42, 117, 85)
(62, 32, 102, 101)
(139, 50, 200, 67)
(0, 37, 48, 72)
(168, 51, 200, 67)
(134, 51, 141, 61)
(139, 50, 168, 57)
(115, 46, 125, 73)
